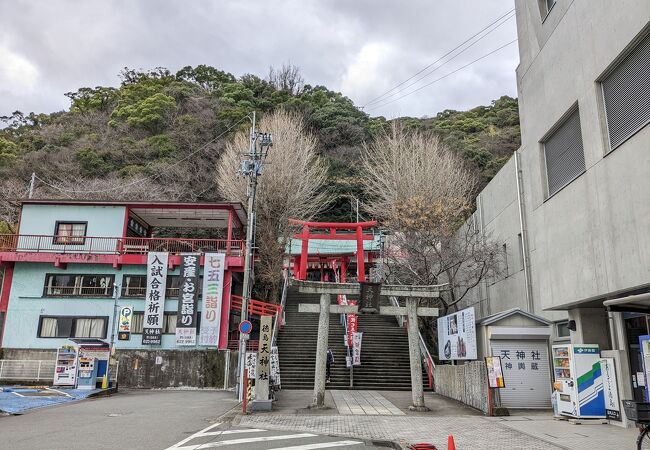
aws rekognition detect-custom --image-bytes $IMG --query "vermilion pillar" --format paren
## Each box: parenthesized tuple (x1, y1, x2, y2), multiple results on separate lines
(356, 226, 365, 282)
(299, 225, 309, 280)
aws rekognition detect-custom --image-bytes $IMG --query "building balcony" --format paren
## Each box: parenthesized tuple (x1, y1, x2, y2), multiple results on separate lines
(0, 234, 245, 268)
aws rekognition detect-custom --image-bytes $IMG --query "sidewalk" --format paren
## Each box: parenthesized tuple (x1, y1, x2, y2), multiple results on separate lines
(236, 390, 638, 450)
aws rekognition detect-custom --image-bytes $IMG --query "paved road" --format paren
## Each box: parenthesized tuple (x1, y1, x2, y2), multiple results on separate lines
(165, 422, 379, 449)
(0, 389, 239, 450)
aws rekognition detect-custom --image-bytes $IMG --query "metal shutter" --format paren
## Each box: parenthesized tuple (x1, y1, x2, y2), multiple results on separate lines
(490, 340, 552, 408)
(544, 109, 585, 197)
(602, 32, 650, 150)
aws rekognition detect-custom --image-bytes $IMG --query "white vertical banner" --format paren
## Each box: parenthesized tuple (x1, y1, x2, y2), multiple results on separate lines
(199, 253, 225, 346)
(142, 252, 168, 345)
(352, 331, 362, 366)
(601, 358, 621, 421)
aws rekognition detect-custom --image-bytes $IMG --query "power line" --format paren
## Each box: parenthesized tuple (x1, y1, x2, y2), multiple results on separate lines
(366, 38, 518, 112)
(362, 8, 515, 108)
(34, 115, 250, 196)
(363, 12, 515, 108)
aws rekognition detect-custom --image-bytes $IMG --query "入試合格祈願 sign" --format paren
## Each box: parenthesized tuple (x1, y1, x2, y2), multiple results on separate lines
(143, 252, 168, 345)
(176, 253, 200, 346)
(437, 306, 477, 360)
(199, 253, 225, 346)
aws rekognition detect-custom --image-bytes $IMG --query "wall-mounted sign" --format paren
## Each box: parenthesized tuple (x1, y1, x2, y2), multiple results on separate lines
(118, 306, 133, 341)
(486, 356, 505, 388)
(176, 253, 200, 346)
(352, 332, 362, 366)
(143, 252, 168, 345)
(437, 306, 477, 360)
(199, 253, 225, 346)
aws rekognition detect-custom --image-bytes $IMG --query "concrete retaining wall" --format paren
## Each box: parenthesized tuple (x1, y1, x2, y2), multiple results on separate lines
(2, 348, 238, 389)
(434, 361, 488, 413)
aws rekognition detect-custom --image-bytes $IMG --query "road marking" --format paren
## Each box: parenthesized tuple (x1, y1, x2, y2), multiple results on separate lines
(11, 392, 26, 398)
(202, 428, 267, 436)
(174, 433, 317, 449)
(166, 422, 222, 449)
(267, 440, 363, 449)
(46, 388, 72, 397)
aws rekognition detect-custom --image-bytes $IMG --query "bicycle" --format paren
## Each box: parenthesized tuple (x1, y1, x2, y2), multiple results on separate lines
(623, 400, 650, 449)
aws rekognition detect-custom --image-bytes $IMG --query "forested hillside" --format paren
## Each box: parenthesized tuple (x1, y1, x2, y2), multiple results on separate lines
(0, 65, 520, 223)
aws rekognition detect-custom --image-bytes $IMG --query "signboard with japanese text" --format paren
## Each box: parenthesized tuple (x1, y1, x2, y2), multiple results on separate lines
(199, 253, 225, 346)
(359, 282, 381, 313)
(485, 356, 505, 388)
(255, 315, 273, 400)
(271, 346, 281, 387)
(437, 306, 477, 360)
(245, 352, 257, 379)
(118, 306, 133, 341)
(352, 331, 362, 365)
(143, 252, 168, 345)
(176, 253, 200, 346)
(495, 341, 552, 408)
(347, 300, 358, 347)
(601, 357, 621, 421)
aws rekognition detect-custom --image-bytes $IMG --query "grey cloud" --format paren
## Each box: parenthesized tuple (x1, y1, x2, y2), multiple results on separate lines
(0, 0, 517, 118)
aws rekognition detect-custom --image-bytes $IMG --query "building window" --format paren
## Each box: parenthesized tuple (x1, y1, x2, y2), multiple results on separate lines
(38, 316, 108, 338)
(44, 274, 114, 297)
(543, 108, 586, 197)
(131, 312, 179, 334)
(121, 275, 201, 298)
(602, 32, 650, 150)
(556, 321, 571, 338)
(53, 222, 87, 245)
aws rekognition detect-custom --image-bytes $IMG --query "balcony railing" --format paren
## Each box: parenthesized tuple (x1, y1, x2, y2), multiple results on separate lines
(0, 234, 244, 257)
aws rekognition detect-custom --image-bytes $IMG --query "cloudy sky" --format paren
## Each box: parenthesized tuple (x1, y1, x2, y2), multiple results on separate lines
(0, 0, 519, 119)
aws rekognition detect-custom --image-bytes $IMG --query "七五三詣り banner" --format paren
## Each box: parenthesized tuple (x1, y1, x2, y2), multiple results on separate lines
(199, 253, 225, 346)
(437, 306, 477, 360)
(176, 253, 200, 346)
(143, 252, 168, 345)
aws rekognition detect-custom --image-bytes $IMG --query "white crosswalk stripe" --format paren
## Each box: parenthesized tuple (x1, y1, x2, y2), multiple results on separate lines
(166, 424, 366, 450)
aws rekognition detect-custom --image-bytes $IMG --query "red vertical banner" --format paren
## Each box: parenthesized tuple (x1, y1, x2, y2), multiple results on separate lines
(347, 300, 358, 346)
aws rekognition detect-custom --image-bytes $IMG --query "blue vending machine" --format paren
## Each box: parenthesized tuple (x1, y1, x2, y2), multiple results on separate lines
(76, 356, 97, 390)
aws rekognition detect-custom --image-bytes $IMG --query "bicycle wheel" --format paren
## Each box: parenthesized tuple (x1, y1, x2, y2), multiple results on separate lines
(638, 425, 650, 449)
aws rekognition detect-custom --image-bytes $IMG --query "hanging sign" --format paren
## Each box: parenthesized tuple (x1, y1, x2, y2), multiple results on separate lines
(271, 346, 281, 387)
(176, 253, 200, 346)
(485, 356, 505, 388)
(245, 352, 257, 379)
(600, 358, 621, 421)
(143, 252, 168, 345)
(347, 300, 358, 347)
(359, 281, 381, 313)
(199, 253, 225, 346)
(352, 331, 362, 366)
(118, 306, 133, 341)
(437, 306, 477, 360)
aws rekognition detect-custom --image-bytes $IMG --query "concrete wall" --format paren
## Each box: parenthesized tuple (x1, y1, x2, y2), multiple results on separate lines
(434, 361, 488, 413)
(514, 0, 650, 310)
(1, 262, 226, 350)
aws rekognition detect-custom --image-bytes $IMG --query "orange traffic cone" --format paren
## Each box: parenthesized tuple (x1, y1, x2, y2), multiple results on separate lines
(447, 435, 456, 450)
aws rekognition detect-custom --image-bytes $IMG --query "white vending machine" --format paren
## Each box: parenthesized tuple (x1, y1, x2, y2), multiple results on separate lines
(552, 344, 605, 418)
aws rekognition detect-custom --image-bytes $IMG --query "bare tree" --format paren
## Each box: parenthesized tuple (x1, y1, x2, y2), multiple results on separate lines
(362, 125, 502, 315)
(268, 63, 304, 95)
(217, 110, 331, 301)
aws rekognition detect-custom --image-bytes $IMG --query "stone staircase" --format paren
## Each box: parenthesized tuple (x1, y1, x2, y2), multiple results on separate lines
(277, 287, 425, 391)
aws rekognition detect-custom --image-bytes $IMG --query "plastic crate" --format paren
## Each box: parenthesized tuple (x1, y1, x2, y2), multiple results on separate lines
(623, 400, 650, 422)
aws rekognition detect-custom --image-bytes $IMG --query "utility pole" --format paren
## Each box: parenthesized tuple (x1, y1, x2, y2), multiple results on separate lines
(236, 111, 272, 401)
(28, 172, 36, 199)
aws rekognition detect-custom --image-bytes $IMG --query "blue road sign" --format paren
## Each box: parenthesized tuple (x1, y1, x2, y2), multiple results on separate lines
(239, 320, 253, 335)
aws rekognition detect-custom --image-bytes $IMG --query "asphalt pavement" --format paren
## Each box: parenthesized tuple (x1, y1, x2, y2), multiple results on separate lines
(0, 389, 239, 450)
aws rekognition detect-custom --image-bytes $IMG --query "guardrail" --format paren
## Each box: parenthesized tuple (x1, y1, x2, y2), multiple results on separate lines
(0, 359, 119, 383)
(0, 234, 245, 257)
(231, 295, 282, 319)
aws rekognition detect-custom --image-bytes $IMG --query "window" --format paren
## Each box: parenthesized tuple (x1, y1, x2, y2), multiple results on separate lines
(556, 321, 571, 338)
(38, 316, 107, 338)
(44, 274, 114, 297)
(543, 108, 586, 197)
(131, 312, 179, 334)
(546, 0, 556, 12)
(53, 222, 87, 245)
(121, 275, 201, 298)
(602, 32, 650, 150)
(517, 233, 525, 270)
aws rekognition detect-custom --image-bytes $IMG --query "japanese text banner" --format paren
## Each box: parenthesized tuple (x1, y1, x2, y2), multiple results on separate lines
(143, 252, 168, 345)
(199, 253, 225, 346)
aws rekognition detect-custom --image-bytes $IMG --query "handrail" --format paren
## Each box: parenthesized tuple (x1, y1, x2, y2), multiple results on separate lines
(271, 270, 289, 348)
(0, 234, 245, 257)
(230, 295, 282, 318)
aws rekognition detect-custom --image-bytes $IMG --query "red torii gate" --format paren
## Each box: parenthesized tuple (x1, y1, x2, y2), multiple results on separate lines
(288, 219, 377, 282)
